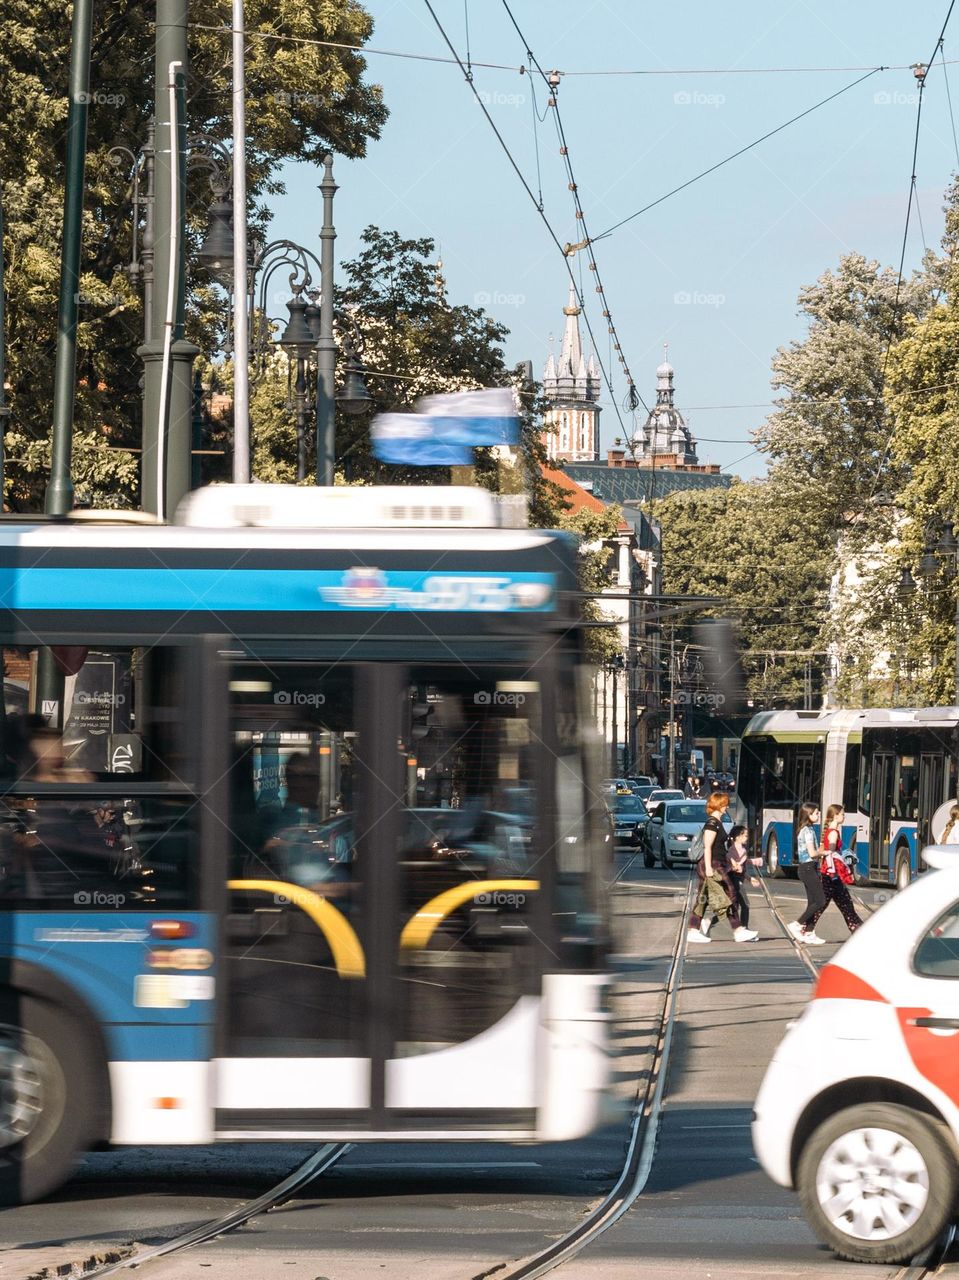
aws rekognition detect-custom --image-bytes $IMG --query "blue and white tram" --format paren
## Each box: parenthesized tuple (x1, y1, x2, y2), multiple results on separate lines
(738, 706, 959, 887)
(0, 486, 612, 1204)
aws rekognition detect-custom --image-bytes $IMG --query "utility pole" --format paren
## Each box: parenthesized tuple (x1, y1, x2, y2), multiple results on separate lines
(315, 156, 337, 485)
(610, 659, 619, 776)
(45, 0, 94, 516)
(0, 185, 9, 492)
(231, 0, 250, 483)
(667, 627, 677, 788)
(140, 0, 198, 518)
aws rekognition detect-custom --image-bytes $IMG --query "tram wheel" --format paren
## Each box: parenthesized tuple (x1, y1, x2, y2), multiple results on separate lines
(0, 995, 97, 1206)
(766, 832, 785, 879)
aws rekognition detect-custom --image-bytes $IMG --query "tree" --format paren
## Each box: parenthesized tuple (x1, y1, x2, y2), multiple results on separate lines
(755, 251, 930, 546)
(653, 480, 833, 707)
(1, 0, 387, 508)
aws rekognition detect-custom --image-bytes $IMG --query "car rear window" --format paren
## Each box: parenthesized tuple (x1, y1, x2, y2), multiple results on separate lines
(914, 900, 959, 978)
(665, 804, 707, 823)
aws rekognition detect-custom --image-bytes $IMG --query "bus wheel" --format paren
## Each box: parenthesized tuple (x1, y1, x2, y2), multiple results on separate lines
(0, 996, 95, 1206)
(766, 833, 785, 879)
(895, 851, 912, 894)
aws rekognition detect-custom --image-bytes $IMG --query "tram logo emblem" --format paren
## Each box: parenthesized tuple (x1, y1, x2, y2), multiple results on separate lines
(321, 567, 392, 608)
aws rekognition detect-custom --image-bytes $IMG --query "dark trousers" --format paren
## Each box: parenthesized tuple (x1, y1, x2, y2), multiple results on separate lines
(797, 861, 827, 927)
(729, 870, 750, 929)
(808, 875, 863, 933)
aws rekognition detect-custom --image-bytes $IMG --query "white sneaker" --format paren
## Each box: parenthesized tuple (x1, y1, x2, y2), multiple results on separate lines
(733, 926, 759, 942)
(687, 928, 712, 944)
(787, 920, 804, 938)
(803, 932, 827, 946)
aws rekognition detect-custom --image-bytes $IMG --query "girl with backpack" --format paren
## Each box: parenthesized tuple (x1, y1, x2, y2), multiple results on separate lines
(687, 791, 759, 944)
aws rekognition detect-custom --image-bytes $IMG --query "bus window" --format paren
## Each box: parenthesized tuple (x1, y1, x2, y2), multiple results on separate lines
(843, 743, 861, 814)
(896, 756, 920, 820)
(859, 749, 871, 816)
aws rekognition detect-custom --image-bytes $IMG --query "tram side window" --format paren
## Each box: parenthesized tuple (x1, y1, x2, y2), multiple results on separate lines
(895, 756, 920, 820)
(0, 645, 191, 782)
(0, 645, 197, 908)
(842, 744, 861, 814)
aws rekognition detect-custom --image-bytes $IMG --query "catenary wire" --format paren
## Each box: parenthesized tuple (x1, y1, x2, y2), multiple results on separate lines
(594, 67, 882, 241)
(498, 0, 645, 417)
(419, 0, 634, 441)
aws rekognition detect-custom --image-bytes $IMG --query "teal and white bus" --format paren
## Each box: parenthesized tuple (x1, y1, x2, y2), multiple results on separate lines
(0, 485, 612, 1204)
(737, 707, 959, 889)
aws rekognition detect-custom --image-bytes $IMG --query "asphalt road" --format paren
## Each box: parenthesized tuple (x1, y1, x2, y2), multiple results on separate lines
(4, 866, 957, 1280)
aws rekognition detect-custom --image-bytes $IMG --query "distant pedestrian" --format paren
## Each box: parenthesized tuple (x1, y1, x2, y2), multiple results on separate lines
(685, 775, 703, 799)
(687, 791, 759, 944)
(788, 803, 828, 946)
(799, 804, 862, 936)
(726, 823, 762, 930)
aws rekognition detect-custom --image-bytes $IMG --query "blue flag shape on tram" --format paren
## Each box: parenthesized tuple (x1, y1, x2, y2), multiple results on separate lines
(416, 387, 521, 446)
(370, 414, 473, 465)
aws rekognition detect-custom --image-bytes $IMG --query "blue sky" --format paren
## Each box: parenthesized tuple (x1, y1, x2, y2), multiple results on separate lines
(267, 1, 959, 478)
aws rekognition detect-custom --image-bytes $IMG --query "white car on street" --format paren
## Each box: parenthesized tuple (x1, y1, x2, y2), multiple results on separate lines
(752, 844, 959, 1263)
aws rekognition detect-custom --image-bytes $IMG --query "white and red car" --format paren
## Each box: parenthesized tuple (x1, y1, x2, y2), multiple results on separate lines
(753, 845, 959, 1264)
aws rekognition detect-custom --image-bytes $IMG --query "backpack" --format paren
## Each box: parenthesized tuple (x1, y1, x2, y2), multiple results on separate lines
(689, 825, 706, 863)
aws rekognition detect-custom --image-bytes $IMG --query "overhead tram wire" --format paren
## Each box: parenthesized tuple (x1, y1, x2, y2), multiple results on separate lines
(593, 67, 884, 242)
(942, 42, 959, 168)
(868, 0, 957, 500)
(419, 0, 634, 442)
(498, 0, 646, 416)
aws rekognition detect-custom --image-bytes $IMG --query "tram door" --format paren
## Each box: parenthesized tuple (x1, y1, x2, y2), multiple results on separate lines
(918, 753, 946, 856)
(215, 657, 552, 1134)
(869, 753, 896, 878)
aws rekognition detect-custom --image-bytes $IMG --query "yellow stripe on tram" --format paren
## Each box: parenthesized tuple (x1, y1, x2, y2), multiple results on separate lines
(399, 879, 540, 951)
(227, 879, 366, 978)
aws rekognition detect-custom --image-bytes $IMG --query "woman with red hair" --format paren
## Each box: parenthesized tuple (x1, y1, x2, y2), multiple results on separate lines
(688, 790, 758, 944)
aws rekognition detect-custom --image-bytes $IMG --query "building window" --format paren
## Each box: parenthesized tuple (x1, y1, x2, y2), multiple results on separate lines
(560, 413, 568, 452)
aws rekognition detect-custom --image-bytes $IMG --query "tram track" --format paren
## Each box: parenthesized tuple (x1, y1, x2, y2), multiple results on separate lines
(471, 874, 694, 1280)
(76, 1141, 351, 1277)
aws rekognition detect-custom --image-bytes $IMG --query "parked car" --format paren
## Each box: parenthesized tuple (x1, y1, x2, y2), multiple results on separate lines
(610, 792, 649, 848)
(753, 844, 959, 1264)
(644, 788, 685, 817)
(602, 777, 636, 796)
(645, 800, 731, 868)
(625, 774, 657, 791)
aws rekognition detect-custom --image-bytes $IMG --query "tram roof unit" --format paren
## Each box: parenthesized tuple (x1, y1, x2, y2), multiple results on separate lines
(744, 705, 959, 741)
(0, 485, 581, 641)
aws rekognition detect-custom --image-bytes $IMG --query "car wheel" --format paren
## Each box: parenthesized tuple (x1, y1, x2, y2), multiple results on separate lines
(0, 996, 98, 1206)
(643, 849, 655, 869)
(895, 850, 912, 893)
(766, 832, 785, 879)
(797, 1102, 958, 1265)
(661, 850, 673, 869)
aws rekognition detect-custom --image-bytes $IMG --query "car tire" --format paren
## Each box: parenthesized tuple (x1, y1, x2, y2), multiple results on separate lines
(661, 851, 673, 869)
(766, 832, 785, 879)
(797, 1102, 958, 1265)
(643, 850, 655, 868)
(895, 850, 912, 893)
(0, 995, 98, 1206)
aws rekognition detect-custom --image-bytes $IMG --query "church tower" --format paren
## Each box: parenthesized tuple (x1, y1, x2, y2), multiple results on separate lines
(631, 346, 698, 464)
(542, 285, 601, 462)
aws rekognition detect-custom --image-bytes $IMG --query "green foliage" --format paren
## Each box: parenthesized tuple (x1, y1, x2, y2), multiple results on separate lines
(1, 0, 386, 508)
(654, 481, 832, 707)
(557, 504, 625, 663)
